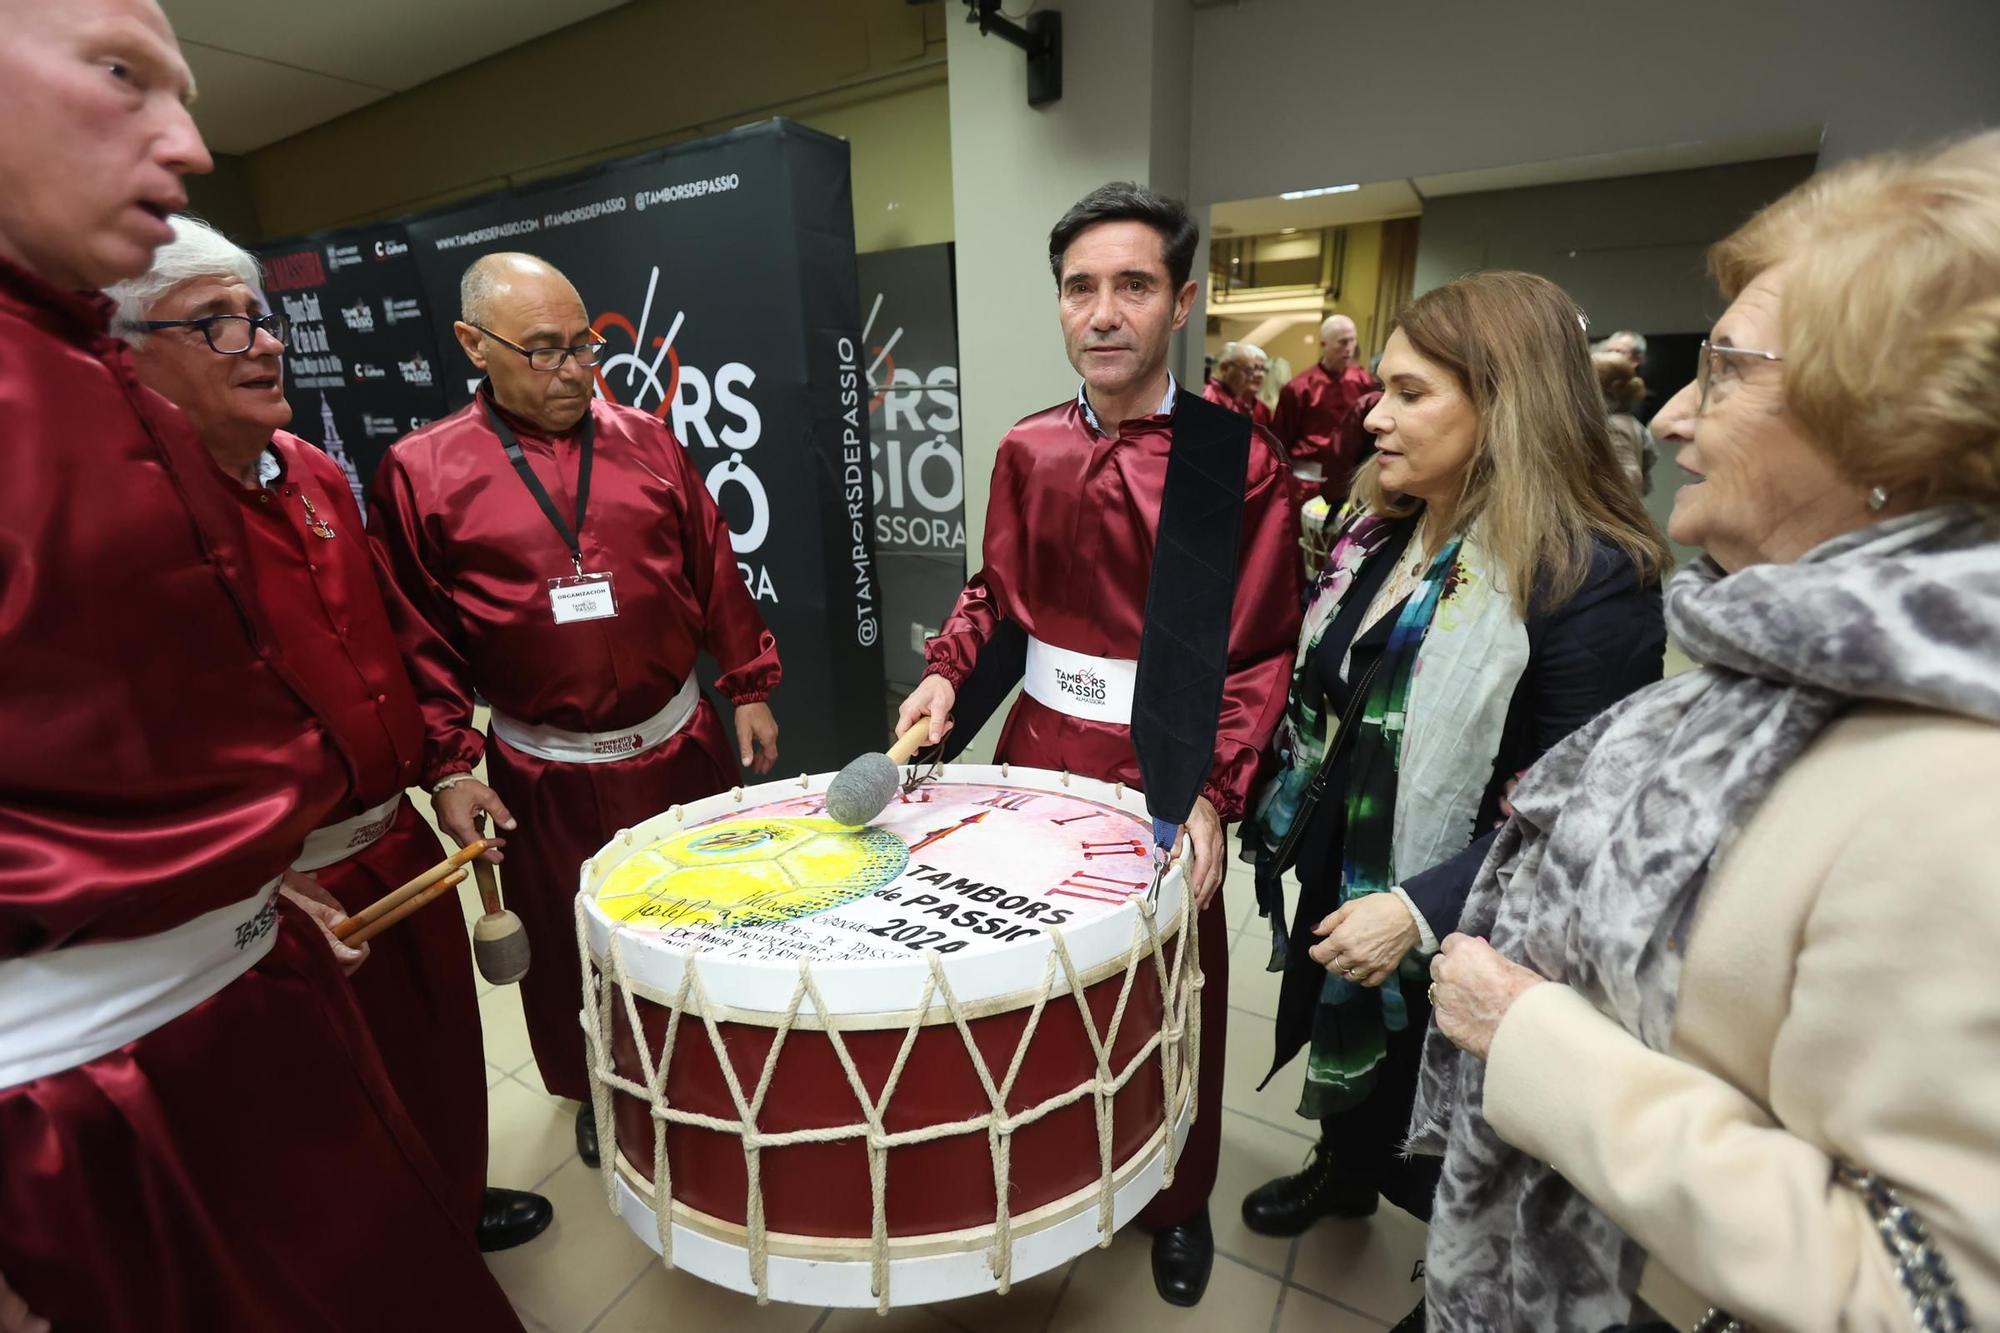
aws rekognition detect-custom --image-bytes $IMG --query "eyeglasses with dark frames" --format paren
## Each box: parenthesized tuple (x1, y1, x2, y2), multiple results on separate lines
(1696, 338, 1784, 414)
(472, 324, 609, 372)
(131, 312, 289, 355)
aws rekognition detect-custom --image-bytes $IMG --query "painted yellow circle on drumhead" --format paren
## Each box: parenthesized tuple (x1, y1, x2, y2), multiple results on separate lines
(595, 817, 910, 930)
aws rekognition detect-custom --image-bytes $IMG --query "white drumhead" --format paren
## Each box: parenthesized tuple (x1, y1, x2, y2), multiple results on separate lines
(579, 765, 1188, 1021)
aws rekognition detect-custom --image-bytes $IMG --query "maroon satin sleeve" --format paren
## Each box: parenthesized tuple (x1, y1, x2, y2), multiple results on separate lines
(366, 449, 484, 785)
(1203, 434, 1303, 820)
(924, 436, 1025, 689)
(0, 263, 348, 950)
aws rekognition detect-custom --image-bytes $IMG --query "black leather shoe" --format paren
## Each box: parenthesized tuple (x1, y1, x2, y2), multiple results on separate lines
(1149, 1208, 1213, 1307)
(1388, 1298, 1425, 1331)
(575, 1101, 601, 1168)
(1240, 1140, 1377, 1236)
(476, 1187, 554, 1253)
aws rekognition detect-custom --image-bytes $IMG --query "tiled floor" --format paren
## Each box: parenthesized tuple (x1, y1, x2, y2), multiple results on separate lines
(452, 852, 1428, 1333)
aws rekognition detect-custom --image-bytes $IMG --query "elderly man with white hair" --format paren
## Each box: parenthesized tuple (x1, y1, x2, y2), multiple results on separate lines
(1201, 339, 1273, 428)
(1593, 328, 1647, 374)
(107, 216, 556, 1256)
(1274, 313, 1380, 505)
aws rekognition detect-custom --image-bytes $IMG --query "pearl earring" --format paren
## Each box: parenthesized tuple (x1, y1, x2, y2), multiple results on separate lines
(1867, 486, 1890, 512)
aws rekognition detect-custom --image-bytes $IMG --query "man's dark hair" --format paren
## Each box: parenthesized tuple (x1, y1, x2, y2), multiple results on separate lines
(1047, 182, 1200, 290)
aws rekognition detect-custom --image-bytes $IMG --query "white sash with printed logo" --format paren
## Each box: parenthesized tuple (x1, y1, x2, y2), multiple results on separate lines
(487, 673, 700, 765)
(0, 877, 284, 1090)
(1022, 635, 1138, 727)
(293, 793, 404, 872)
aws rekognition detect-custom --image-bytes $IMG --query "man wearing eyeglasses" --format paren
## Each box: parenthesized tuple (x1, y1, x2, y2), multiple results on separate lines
(106, 214, 558, 1256)
(369, 251, 782, 1164)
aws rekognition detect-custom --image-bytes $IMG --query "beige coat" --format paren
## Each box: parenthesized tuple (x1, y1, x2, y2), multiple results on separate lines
(1484, 703, 2000, 1332)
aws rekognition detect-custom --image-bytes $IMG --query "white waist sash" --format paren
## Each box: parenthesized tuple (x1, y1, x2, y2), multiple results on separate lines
(0, 877, 284, 1090)
(1023, 635, 1138, 727)
(489, 674, 700, 765)
(293, 793, 403, 872)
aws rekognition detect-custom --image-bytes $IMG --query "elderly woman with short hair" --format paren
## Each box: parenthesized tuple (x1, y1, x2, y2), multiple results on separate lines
(1416, 132, 2000, 1331)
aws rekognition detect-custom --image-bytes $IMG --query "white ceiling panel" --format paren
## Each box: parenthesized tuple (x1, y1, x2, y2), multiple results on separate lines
(1210, 180, 1422, 238)
(163, 0, 633, 152)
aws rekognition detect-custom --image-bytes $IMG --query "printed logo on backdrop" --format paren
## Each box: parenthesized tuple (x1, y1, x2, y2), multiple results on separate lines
(589, 266, 775, 604)
(275, 289, 345, 391)
(340, 300, 375, 333)
(325, 243, 366, 272)
(864, 274, 963, 557)
(383, 297, 424, 326)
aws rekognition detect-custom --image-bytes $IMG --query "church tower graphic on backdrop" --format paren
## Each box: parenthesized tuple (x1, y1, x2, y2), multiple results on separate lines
(317, 393, 368, 523)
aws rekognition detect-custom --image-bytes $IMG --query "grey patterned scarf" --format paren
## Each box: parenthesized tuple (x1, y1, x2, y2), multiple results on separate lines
(1407, 505, 2000, 1332)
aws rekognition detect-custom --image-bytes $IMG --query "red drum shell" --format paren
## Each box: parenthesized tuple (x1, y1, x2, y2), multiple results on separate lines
(608, 934, 1181, 1237)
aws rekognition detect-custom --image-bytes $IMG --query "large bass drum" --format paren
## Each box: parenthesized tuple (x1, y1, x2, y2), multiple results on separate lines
(575, 764, 1199, 1310)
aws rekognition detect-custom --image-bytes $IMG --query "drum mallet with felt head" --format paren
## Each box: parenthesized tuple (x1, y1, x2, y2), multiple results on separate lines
(824, 725, 932, 827)
(470, 816, 530, 985)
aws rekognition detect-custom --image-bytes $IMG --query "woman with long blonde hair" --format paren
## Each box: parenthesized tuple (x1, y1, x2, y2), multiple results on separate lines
(1240, 272, 1670, 1328)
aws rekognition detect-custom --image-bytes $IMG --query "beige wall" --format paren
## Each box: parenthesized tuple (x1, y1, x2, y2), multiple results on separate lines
(185, 153, 263, 243)
(241, 0, 951, 247)
(792, 81, 954, 253)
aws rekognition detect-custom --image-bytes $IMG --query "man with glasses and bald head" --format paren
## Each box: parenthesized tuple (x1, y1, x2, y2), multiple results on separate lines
(368, 252, 783, 1167)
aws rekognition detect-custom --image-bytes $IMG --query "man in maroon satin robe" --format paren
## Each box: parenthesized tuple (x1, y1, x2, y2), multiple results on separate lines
(1273, 314, 1380, 505)
(1200, 339, 1273, 429)
(369, 252, 782, 1166)
(108, 216, 556, 1253)
(897, 183, 1301, 1307)
(0, 3, 524, 1328)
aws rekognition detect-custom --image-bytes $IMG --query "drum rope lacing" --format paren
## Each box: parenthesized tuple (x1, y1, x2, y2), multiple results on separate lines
(575, 876, 1201, 1313)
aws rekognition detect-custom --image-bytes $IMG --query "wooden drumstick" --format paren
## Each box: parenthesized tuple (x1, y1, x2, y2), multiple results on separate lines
(470, 816, 530, 985)
(338, 869, 467, 947)
(334, 839, 485, 940)
(886, 723, 930, 767)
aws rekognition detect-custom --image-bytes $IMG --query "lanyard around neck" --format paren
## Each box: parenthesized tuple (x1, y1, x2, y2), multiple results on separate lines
(483, 394, 594, 574)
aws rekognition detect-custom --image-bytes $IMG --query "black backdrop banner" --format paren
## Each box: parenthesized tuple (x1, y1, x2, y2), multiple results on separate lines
(859, 243, 966, 694)
(256, 223, 449, 514)
(401, 118, 884, 775)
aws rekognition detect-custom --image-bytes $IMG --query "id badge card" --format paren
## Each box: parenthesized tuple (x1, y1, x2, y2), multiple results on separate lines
(549, 571, 618, 624)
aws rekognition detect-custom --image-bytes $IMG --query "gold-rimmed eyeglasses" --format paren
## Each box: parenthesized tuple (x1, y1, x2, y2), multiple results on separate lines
(1696, 338, 1784, 414)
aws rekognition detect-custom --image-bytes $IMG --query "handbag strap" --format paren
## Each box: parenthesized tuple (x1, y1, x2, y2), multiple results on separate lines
(1692, 1162, 1970, 1332)
(1268, 654, 1384, 874)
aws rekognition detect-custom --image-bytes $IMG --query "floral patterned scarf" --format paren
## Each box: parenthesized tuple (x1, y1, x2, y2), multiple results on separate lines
(1252, 510, 1528, 1117)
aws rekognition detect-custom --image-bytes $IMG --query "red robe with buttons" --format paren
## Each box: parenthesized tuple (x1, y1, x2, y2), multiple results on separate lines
(1272, 361, 1380, 503)
(923, 393, 1301, 1225)
(368, 390, 781, 1101)
(0, 261, 520, 1330)
(238, 430, 487, 1228)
